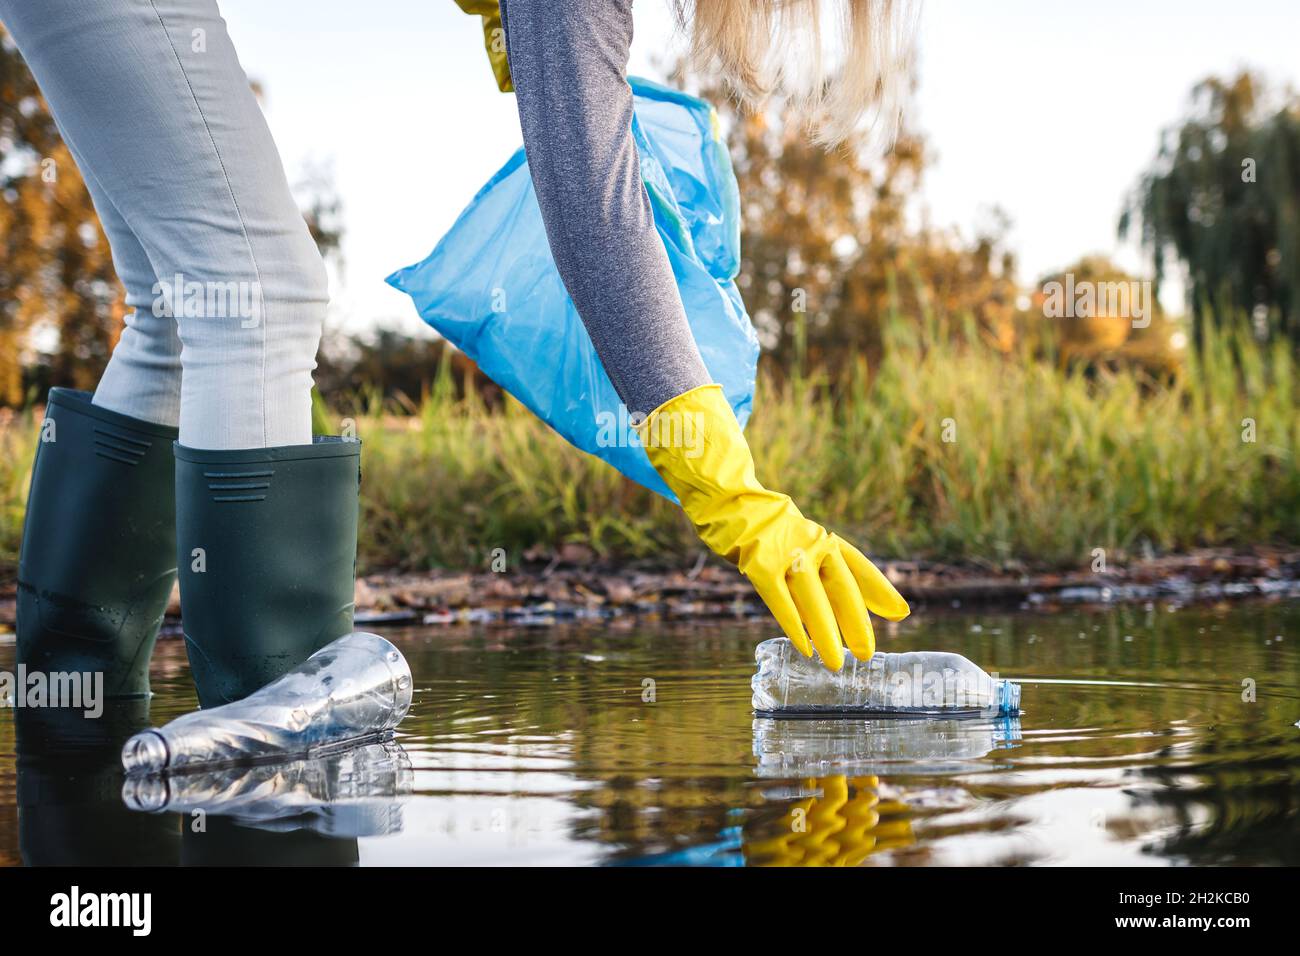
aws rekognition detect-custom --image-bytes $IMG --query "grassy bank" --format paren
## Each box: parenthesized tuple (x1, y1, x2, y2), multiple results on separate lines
(2, 316, 1297, 577)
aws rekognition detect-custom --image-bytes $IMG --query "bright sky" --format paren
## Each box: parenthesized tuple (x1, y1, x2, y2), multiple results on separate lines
(218, 0, 1300, 336)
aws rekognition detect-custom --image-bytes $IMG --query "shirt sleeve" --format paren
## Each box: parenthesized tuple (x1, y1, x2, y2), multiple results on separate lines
(498, 0, 712, 416)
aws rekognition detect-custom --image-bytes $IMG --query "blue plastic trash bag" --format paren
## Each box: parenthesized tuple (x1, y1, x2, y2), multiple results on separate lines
(386, 76, 759, 500)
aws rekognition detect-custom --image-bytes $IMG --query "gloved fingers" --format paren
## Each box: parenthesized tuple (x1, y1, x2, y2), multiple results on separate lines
(843, 795, 881, 836)
(818, 775, 851, 811)
(788, 563, 845, 671)
(805, 785, 849, 852)
(835, 536, 911, 622)
(842, 846, 878, 867)
(840, 833, 880, 868)
(819, 549, 875, 660)
(837, 787, 882, 866)
(751, 575, 813, 658)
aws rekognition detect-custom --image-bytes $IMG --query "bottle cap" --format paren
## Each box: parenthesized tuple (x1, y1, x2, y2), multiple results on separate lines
(120, 729, 169, 775)
(995, 679, 1022, 716)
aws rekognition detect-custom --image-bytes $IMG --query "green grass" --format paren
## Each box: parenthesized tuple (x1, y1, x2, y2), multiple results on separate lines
(3, 316, 1297, 576)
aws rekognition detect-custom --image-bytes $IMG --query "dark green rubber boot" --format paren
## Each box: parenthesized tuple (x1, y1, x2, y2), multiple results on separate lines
(16, 388, 178, 698)
(17, 700, 182, 866)
(175, 437, 361, 708)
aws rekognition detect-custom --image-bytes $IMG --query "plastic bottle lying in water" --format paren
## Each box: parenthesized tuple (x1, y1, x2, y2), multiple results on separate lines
(120, 632, 413, 774)
(751, 637, 1021, 717)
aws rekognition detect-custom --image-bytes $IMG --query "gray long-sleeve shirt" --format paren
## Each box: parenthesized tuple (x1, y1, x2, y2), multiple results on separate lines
(498, 0, 712, 417)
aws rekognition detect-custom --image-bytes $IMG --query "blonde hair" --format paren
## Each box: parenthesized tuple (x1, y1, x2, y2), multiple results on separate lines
(675, 0, 919, 146)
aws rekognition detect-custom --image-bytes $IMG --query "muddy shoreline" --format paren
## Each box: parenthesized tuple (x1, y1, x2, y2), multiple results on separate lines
(346, 547, 1300, 627)
(2, 547, 1297, 633)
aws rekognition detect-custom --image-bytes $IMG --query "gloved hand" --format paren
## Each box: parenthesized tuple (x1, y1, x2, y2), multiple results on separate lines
(640, 384, 909, 671)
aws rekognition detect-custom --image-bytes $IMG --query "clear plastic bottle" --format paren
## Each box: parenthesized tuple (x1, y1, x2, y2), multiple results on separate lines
(751, 637, 1021, 717)
(120, 632, 413, 774)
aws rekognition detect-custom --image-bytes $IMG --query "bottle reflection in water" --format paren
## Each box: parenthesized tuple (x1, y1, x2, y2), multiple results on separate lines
(752, 714, 1023, 778)
(122, 738, 413, 838)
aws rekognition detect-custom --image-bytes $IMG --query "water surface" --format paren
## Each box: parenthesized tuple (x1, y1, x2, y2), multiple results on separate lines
(1, 600, 1297, 866)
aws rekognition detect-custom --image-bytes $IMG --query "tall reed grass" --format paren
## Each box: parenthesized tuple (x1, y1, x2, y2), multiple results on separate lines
(2, 316, 1295, 576)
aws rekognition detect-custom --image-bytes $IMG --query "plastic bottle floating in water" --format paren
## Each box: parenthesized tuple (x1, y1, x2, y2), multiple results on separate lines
(120, 632, 413, 775)
(751, 638, 1021, 718)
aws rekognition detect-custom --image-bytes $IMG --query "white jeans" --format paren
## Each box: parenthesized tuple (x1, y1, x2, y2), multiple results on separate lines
(0, 0, 324, 448)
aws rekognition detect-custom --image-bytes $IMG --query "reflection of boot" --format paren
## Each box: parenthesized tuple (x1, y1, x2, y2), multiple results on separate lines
(17, 389, 178, 698)
(181, 815, 359, 867)
(174, 438, 360, 707)
(15, 702, 180, 866)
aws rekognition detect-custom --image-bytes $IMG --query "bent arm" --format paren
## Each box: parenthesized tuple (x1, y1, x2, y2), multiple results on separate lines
(498, 0, 711, 416)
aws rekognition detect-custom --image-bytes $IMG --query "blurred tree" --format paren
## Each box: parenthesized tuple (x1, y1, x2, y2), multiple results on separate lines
(315, 326, 500, 411)
(0, 30, 342, 407)
(680, 65, 1019, 375)
(1028, 255, 1180, 377)
(1, 26, 120, 406)
(1121, 71, 1300, 347)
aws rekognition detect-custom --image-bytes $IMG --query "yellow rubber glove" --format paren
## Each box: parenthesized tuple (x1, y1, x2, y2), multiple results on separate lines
(453, 0, 513, 92)
(640, 384, 909, 671)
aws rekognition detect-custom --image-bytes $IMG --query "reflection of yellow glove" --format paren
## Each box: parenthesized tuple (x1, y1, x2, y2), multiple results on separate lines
(745, 776, 909, 867)
(453, 0, 512, 92)
(641, 384, 909, 671)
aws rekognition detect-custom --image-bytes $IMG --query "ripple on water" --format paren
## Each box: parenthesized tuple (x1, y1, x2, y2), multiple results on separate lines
(0, 602, 1297, 865)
